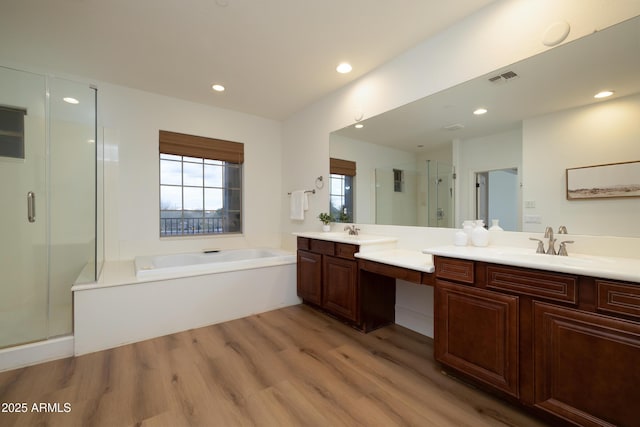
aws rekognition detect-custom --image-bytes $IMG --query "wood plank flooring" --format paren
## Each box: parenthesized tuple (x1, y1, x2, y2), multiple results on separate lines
(0, 304, 548, 426)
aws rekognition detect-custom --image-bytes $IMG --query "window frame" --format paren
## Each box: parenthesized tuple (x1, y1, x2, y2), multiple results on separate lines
(159, 130, 244, 237)
(329, 158, 356, 223)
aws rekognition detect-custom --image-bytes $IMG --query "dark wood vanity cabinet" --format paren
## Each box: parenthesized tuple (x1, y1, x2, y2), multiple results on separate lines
(533, 302, 640, 427)
(296, 237, 397, 331)
(322, 254, 359, 322)
(296, 237, 361, 325)
(296, 249, 322, 305)
(433, 255, 640, 427)
(435, 280, 519, 397)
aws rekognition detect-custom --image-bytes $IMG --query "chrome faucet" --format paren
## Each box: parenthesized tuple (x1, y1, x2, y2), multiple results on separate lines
(558, 240, 574, 256)
(544, 226, 557, 255)
(344, 225, 360, 236)
(531, 226, 571, 255)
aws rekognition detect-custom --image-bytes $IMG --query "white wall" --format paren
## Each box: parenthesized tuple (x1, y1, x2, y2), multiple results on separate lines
(281, 0, 640, 249)
(522, 93, 640, 236)
(99, 83, 283, 261)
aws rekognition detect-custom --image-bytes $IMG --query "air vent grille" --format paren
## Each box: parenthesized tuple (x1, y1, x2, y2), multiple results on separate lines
(443, 123, 465, 131)
(488, 70, 519, 84)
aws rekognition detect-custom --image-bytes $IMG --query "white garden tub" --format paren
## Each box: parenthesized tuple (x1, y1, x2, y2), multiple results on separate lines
(73, 248, 298, 355)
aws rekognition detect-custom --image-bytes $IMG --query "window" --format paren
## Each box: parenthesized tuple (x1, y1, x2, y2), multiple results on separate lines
(393, 168, 404, 192)
(159, 130, 243, 236)
(329, 158, 355, 223)
(0, 106, 26, 159)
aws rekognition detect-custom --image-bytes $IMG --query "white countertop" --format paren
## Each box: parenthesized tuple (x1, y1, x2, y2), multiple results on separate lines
(294, 231, 397, 244)
(355, 249, 435, 273)
(423, 245, 640, 283)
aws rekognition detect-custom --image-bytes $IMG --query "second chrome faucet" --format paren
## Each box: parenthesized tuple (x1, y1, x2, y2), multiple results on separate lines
(530, 225, 573, 256)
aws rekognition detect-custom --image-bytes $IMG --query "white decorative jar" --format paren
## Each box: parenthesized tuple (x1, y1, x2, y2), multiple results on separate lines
(454, 230, 468, 246)
(489, 219, 504, 231)
(471, 220, 490, 247)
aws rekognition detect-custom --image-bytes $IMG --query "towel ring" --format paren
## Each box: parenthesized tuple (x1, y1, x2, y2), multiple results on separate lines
(315, 176, 324, 189)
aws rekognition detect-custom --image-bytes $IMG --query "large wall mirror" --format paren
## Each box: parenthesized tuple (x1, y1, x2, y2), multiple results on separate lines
(330, 16, 640, 237)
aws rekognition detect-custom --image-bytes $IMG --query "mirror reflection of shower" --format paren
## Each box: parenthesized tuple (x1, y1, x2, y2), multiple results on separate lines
(427, 160, 455, 228)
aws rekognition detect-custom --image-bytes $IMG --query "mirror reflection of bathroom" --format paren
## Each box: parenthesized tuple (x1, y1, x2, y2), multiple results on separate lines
(475, 168, 518, 231)
(427, 160, 455, 228)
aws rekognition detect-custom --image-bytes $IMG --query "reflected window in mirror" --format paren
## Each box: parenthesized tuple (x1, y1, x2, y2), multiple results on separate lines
(329, 158, 356, 223)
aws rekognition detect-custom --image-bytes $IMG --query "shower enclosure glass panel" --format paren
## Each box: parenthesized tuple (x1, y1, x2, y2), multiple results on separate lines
(0, 66, 98, 349)
(0, 67, 48, 349)
(427, 160, 455, 228)
(49, 77, 97, 337)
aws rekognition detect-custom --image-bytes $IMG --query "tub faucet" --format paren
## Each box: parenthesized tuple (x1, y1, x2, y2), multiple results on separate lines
(344, 225, 360, 236)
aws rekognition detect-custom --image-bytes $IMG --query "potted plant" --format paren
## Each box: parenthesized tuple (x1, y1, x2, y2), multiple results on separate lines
(318, 212, 333, 232)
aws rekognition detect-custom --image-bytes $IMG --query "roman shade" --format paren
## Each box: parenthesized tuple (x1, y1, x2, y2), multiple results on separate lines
(330, 158, 356, 176)
(159, 130, 244, 163)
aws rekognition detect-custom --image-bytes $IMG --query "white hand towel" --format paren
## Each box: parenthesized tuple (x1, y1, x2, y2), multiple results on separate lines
(290, 190, 308, 220)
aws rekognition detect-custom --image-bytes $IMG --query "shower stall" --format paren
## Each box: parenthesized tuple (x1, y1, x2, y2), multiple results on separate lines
(0, 65, 102, 352)
(427, 160, 455, 228)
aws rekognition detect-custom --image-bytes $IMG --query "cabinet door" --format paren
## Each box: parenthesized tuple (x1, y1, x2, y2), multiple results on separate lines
(297, 250, 322, 305)
(435, 280, 519, 397)
(323, 256, 359, 322)
(533, 302, 640, 427)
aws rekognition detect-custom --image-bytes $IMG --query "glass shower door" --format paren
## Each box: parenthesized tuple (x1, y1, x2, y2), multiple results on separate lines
(427, 160, 455, 228)
(0, 66, 49, 349)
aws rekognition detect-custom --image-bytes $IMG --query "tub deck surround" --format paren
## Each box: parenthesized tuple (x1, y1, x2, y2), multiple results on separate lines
(423, 245, 640, 283)
(72, 248, 298, 355)
(134, 248, 296, 279)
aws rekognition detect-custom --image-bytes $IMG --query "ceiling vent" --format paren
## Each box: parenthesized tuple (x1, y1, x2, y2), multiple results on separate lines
(488, 70, 519, 84)
(443, 123, 465, 131)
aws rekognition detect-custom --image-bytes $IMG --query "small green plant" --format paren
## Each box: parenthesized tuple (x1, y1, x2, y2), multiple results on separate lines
(318, 212, 333, 225)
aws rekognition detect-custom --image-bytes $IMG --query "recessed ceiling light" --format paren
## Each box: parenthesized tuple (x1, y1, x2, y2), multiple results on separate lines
(336, 63, 352, 74)
(594, 90, 614, 99)
(211, 84, 225, 92)
(473, 108, 488, 115)
(354, 123, 364, 129)
(63, 97, 79, 104)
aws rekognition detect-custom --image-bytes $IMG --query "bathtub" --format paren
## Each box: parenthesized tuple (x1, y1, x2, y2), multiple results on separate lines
(134, 248, 295, 279)
(73, 248, 299, 355)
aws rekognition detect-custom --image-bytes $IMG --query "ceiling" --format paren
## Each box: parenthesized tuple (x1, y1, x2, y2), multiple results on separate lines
(333, 15, 640, 151)
(0, 0, 494, 120)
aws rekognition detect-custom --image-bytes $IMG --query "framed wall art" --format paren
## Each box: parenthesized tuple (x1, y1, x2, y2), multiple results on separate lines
(566, 160, 640, 200)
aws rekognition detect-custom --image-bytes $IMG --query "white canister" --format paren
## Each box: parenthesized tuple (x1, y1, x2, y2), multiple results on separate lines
(462, 220, 475, 239)
(471, 220, 490, 247)
(454, 230, 468, 246)
(489, 219, 503, 231)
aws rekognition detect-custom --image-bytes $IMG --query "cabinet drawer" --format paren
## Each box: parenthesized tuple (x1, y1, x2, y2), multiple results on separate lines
(309, 239, 335, 255)
(435, 257, 474, 284)
(297, 237, 311, 251)
(335, 243, 358, 260)
(486, 265, 577, 305)
(597, 280, 640, 320)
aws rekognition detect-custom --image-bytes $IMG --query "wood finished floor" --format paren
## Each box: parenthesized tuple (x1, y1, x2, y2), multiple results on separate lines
(0, 304, 548, 427)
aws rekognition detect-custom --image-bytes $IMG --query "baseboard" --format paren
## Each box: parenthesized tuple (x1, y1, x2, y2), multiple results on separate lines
(0, 336, 74, 372)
